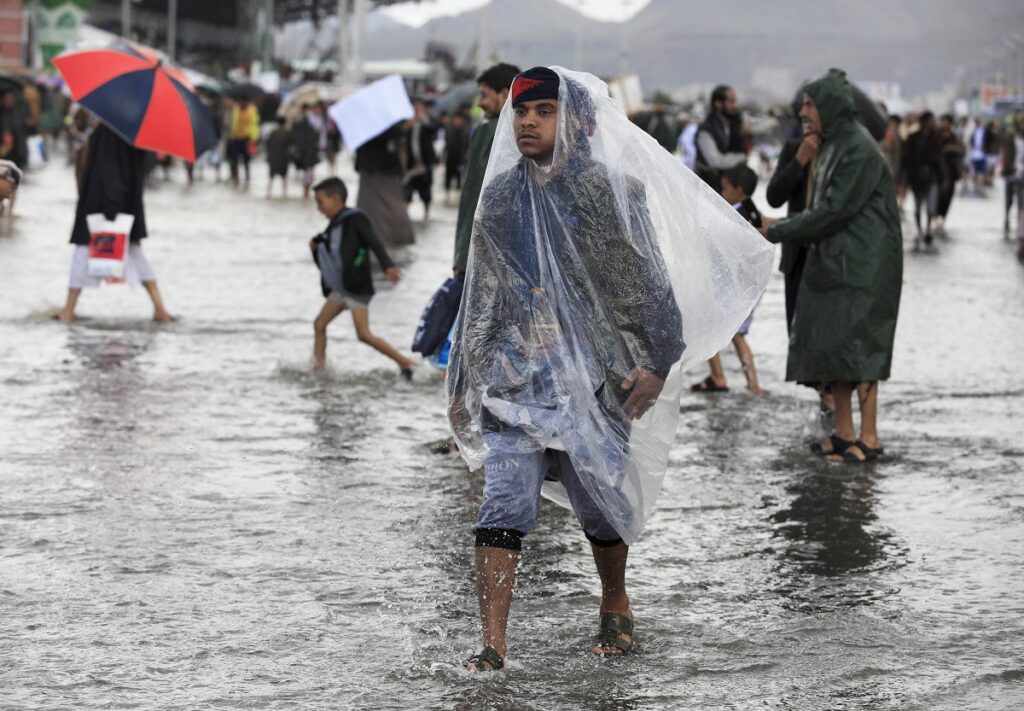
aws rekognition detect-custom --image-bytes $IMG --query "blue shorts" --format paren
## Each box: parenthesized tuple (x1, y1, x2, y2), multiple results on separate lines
(474, 429, 621, 546)
(971, 157, 988, 174)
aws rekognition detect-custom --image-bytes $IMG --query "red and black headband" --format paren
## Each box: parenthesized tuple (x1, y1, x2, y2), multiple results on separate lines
(511, 67, 560, 107)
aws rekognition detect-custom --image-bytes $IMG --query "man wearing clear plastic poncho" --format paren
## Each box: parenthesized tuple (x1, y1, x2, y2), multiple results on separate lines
(447, 67, 773, 671)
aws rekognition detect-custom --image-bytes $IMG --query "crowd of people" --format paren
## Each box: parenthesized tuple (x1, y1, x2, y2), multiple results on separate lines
(2, 58, 1020, 673)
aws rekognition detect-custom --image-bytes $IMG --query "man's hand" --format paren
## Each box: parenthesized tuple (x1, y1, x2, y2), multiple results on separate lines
(757, 217, 778, 238)
(0, 178, 15, 200)
(384, 266, 402, 284)
(453, 267, 465, 278)
(620, 367, 665, 420)
(308, 239, 316, 251)
(795, 134, 821, 166)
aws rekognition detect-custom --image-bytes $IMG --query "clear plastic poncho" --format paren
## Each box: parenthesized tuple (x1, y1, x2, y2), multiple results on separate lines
(447, 67, 773, 543)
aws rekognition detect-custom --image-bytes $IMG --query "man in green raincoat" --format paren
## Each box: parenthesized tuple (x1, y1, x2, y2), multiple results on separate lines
(761, 69, 902, 462)
(452, 63, 520, 275)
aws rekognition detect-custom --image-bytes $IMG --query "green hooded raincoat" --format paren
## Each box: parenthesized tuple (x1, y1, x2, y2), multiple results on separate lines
(767, 69, 903, 383)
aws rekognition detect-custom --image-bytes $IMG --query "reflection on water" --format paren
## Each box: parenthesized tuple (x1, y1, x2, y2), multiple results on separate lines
(772, 470, 886, 576)
(769, 467, 907, 612)
(67, 327, 153, 371)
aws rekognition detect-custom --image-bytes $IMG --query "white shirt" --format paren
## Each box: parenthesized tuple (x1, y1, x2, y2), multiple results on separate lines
(1015, 135, 1024, 179)
(678, 123, 699, 169)
(970, 126, 986, 160)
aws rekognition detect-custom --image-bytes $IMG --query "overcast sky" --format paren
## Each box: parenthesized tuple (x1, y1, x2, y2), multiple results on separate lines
(380, 0, 652, 26)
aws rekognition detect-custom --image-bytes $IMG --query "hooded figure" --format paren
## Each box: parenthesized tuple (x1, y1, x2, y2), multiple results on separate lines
(450, 66, 772, 670)
(766, 68, 902, 386)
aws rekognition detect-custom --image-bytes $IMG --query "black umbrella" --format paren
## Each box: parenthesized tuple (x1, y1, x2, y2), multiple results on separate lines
(226, 82, 265, 101)
(791, 81, 888, 142)
(434, 81, 478, 116)
(0, 73, 25, 95)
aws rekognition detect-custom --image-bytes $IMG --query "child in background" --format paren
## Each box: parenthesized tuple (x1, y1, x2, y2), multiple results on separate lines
(309, 177, 416, 378)
(691, 164, 764, 395)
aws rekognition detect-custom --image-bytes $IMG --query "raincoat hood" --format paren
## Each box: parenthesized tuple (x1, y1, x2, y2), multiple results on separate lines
(805, 68, 857, 140)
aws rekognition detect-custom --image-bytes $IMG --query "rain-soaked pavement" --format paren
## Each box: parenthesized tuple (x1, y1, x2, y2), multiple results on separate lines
(1, 150, 1022, 711)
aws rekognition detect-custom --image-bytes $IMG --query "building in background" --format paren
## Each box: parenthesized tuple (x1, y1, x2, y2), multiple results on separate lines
(86, 0, 262, 75)
(0, 0, 28, 68)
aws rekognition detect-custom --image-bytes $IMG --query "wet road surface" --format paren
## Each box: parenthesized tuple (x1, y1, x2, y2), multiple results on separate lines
(1, 156, 1022, 710)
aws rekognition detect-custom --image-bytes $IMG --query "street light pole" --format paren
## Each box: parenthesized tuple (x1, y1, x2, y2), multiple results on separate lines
(350, 0, 366, 86)
(337, 0, 349, 85)
(263, 0, 275, 69)
(121, 0, 131, 39)
(168, 0, 177, 61)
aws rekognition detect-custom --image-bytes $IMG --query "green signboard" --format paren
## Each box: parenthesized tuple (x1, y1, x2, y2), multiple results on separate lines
(34, 0, 93, 69)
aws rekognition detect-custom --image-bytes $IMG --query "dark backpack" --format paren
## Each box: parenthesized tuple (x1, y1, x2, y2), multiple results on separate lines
(412, 274, 464, 357)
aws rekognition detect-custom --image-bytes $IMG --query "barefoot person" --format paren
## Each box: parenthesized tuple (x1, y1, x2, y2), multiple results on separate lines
(692, 165, 765, 395)
(58, 122, 174, 323)
(447, 67, 772, 671)
(761, 69, 903, 462)
(309, 177, 415, 377)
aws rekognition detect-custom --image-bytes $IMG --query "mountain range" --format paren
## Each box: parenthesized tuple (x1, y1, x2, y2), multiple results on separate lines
(275, 0, 1024, 99)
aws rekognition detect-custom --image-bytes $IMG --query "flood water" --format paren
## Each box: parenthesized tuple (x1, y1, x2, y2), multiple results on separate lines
(1, 155, 1022, 710)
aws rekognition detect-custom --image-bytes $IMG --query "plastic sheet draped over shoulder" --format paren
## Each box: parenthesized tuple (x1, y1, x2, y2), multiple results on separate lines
(447, 67, 772, 543)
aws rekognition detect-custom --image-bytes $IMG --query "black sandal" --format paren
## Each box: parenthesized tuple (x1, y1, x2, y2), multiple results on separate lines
(464, 645, 504, 671)
(811, 435, 865, 462)
(690, 376, 729, 393)
(593, 612, 634, 655)
(855, 440, 886, 462)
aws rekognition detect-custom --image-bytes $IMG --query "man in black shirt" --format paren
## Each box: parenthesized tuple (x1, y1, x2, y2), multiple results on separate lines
(694, 85, 746, 190)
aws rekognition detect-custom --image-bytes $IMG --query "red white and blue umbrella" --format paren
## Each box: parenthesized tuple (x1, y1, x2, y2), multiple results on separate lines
(53, 42, 216, 162)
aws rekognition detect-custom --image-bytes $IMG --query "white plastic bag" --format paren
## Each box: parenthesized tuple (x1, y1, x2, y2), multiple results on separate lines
(86, 213, 134, 280)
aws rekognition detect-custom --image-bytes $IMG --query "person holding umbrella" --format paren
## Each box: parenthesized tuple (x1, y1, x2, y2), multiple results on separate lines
(57, 120, 174, 322)
(52, 41, 216, 323)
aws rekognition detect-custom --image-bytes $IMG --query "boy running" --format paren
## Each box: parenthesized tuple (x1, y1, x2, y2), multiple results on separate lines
(309, 177, 415, 378)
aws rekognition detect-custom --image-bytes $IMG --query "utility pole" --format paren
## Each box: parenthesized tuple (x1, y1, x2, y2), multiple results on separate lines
(476, 3, 490, 71)
(350, 0, 366, 85)
(573, 0, 586, 70)
(121, 0, 131, 39)
(168, 0, 177, 61)
(262, 0, 275, 69)
(619, 0, 631, 76)
(337, 0, 349, 84)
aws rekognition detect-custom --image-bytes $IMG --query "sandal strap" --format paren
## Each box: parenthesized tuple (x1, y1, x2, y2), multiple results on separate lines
(829, 435, 856, 453)
(595, 613, 634, 654)
(855, 440, 885, 461)
(465, 645, 504, 671)
(598, 612, 634, 636)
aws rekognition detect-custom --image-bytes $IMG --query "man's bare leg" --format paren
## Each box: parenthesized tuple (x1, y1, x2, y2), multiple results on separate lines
(313, 300, 345, 370)
(142, 280, 175, 322)
(591, 542, 632, 655)
(57, 287, 82, 322)
(466, 546, 519, 670)
(707, 354, 728, 389)
(856, 381, 880, 449)
(350, 308, 415, 370)
(732, 333, 763, 395)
